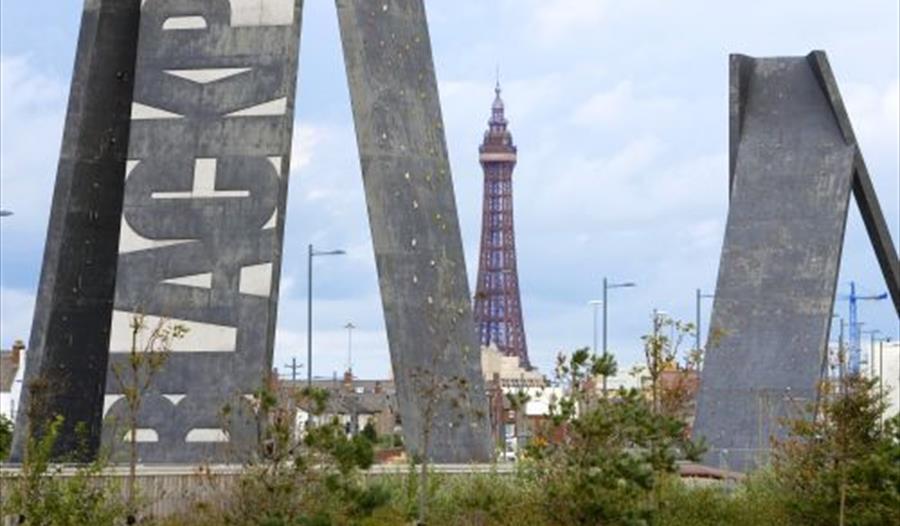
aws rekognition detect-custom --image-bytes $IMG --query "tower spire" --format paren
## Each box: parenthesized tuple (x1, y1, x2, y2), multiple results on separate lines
(474, 82, 529, 368)
(490, 71, 507, 128)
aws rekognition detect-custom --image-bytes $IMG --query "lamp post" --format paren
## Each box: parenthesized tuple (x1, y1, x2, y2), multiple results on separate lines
(345, 322, 356, 375)
(307, 244, 346, 387)
(588, 300, 603, 353)
(600, 278, 636, 395)
(0, 210, 12, 217)
(879, 337, 893, 430)
(695, 288, 714, 351)
(601, 277, 636, 358)
(861, 329, 880, 377)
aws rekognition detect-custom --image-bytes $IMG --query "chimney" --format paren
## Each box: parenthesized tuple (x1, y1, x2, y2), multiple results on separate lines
(343, 370, 353, 390)
(11, 339, 25, 365)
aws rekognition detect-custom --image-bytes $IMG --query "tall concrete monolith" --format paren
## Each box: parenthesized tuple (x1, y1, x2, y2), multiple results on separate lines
(694, 51, 900, 472)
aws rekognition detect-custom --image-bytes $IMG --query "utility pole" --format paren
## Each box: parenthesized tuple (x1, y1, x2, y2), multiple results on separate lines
(284, 357, 303, 383)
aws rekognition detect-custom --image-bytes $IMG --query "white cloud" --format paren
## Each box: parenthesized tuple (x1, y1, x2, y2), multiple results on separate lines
(289, 123, 325, 174)
(0, 55, 65, 112)
(571, 81, 678, 128)
(1, 1, 898, 382)
(0, 55, 66, 236)
(523, 136, 722, 228)
(843, 80, 900, 155)
(531, 0, 607, 43)
(887, 80, 900, 121)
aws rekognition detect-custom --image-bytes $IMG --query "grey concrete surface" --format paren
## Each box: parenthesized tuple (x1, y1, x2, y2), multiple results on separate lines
(11, 0, 141, 462)
(694, 51, 899, 472)
(335, 0, 492, 462)
(99, 0, 304, 463)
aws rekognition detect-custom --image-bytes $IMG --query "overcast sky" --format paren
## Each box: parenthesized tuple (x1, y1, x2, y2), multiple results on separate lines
(1, 0, 898, 381)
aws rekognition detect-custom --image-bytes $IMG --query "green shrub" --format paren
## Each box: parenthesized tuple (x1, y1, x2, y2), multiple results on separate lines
(1, 416, 126, 526)
(166, 387, 390, 526)
(772, 377, 900, 526)
(523, 349, 704, 525)
(0, 414, 12, 460)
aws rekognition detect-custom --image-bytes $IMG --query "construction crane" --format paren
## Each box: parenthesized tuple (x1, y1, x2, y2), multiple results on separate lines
(844, 281, 887, 376)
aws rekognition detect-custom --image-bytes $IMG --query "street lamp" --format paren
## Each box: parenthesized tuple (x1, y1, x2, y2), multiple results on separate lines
(307, 244, 346, 387)
(602, 277, 636, 357)
(695, 288, 714, 351)
(588, 300, 603, 354)
(877, 336, 892, 430)
(601, 277, 636, 393)
(344, 322, 356, 375)
(0, 210, 12, 217)
(861, 329, 881, 377)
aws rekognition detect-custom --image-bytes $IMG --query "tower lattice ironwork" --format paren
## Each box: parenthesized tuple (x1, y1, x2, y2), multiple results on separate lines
(473, 82, 530, 368)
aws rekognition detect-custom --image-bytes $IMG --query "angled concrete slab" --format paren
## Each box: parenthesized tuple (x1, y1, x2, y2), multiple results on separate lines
(97, 0, 304, 463)
(694, 51, 900, 472)
(17, 0, 494, 465)
(336, 0, 492, 462)
(11, 0, 141, 462)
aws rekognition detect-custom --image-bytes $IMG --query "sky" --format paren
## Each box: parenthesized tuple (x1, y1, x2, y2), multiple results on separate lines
(1, 0, 898, 381)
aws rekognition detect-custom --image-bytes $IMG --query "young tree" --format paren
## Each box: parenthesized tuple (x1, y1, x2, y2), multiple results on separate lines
(527, 349, 703, 525)
(108, 314, 187, 522)
(506, 388, 532, 453)
(408, 366, 475, 524)
(202, 384, 384, 525)
(592, 352, 617, 400)
(405, 250, 489, 525)
(772, 374, 900, 526)
(2, 378, 125, 525)
(640, 313, 692, 414)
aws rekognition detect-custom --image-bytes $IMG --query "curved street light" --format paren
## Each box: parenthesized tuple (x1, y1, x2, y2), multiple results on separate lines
(307, 244, 346, 387)
(602, 277, 636, 356)
(601, 277, 636, 393)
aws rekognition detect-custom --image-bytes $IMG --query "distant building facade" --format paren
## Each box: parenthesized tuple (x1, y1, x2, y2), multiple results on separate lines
(0, 341, 25, 421)
(867, 340, 899, 418)
(281, 375, 398, 441)
(481, 345, 558, 458)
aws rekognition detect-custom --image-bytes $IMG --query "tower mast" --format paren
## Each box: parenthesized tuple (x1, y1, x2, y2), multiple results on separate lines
(473, 81, 531, 368)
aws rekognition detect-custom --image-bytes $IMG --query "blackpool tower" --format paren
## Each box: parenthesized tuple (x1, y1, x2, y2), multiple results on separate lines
(473, 82, 530, 368)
